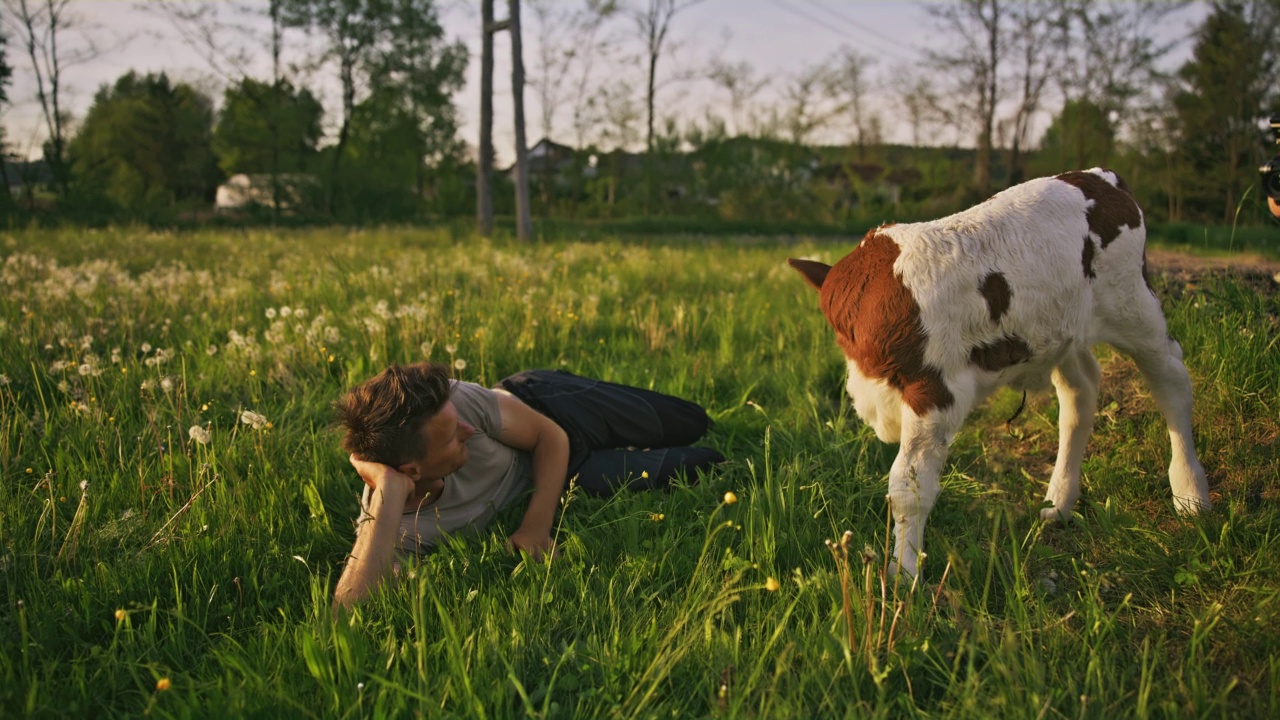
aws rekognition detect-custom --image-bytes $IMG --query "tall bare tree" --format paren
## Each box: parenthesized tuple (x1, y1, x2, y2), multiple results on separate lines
(509, 0, 532, 240)
(893, 70, 942, 147)
(478, 0, 496, 236)
(825, 48, 879, 159)
(632, 0, 700, 153)
(924, 0, 1004, 197)
(526, 0, 618, 208)
(527, 0, 617, 144)
(706, 57, 768, 136)
(1003, 2, 1060, 184)
(3, 0, 102, 197)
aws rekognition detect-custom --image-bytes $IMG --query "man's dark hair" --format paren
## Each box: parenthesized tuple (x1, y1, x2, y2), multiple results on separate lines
(337, 362, 452, 466)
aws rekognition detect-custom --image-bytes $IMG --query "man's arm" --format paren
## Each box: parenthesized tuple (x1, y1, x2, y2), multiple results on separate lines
(332, 456, 414, 613)
(491, 390, 570, 560)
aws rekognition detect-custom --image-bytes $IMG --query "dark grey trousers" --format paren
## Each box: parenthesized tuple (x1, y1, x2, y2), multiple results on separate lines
(497, 370, 724, 496)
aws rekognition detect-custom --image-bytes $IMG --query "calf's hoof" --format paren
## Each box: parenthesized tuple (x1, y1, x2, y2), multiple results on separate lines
(1039, 506, 1074, 523)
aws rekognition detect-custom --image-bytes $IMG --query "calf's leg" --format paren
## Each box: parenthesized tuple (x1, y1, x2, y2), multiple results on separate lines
(1103, 295, 1211, 514)
(887, 410, 957, 578)
(1041, 346, 1102, 521)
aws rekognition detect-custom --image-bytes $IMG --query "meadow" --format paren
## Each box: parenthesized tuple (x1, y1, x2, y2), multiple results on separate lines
(1, 225, 1278, 719)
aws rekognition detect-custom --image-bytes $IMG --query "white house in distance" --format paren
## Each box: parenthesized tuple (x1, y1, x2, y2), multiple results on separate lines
(214, 173, 317, 213)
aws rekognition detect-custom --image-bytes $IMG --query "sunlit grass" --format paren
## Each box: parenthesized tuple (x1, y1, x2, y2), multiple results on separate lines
(1, 226, 1277, 718)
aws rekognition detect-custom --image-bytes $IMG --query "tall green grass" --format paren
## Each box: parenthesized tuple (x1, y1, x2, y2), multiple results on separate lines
(1, 226, 1277, 718)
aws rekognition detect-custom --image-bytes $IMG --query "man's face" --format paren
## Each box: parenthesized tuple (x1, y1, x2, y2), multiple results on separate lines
(401, 401, 476, 487)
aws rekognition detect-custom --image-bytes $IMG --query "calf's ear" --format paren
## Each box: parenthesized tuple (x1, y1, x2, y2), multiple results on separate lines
(787, 258, 831, 291)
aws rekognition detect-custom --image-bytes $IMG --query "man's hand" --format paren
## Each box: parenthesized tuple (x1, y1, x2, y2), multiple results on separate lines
(349, 454, 414, 503)
(506, 527, 557, 561)
(333, 455, 416, 613)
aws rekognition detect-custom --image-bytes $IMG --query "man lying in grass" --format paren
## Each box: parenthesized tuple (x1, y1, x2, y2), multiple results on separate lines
(332, 362, 723, 610)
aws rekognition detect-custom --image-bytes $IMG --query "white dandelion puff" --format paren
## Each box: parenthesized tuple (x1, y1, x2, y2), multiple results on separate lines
(265, 308, 277, 319)
(188, 425, 211, 445)
(445, 343, 457, 354)
(280, 306, 293, 317)
(239, 410, 268, 430)
(453, 358, 467, 371)
(141, 342, 152, 354)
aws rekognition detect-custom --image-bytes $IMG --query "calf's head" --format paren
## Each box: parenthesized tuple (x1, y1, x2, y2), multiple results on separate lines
(788, 231, 951, 443)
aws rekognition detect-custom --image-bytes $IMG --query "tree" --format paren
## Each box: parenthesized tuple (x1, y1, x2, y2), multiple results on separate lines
(213, 78, 323, 176)
(508, 0, 533, 240)
(3, 0, 103, 197)
(527, 0, 618, 144)
(1033, 99, 1115, 176)
(924, 0, 1004, 198)
(0, 25, 12, 216)
(0, 24, 11, 107)
(892, 71, 941, 148)
(705, 56, 768, 137)
(281, 0, 390, 214)
(825, 48, 880, 159)
(149, 1, 303, 217)
(632, 0, 701, 153)
(368, 0, 467, 201)
(1170, 0, 1277, 223)
(1002, 2, 1059, 185)
(1053, 0, 1191, 169)
(68, 72, 220, 215)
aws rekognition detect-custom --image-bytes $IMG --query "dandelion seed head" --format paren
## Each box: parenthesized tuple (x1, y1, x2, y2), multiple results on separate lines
(445, 343, 457, 354)
(239, 410, 268, 430)
(265, 308, 277, 319)
(453, 358, 467, 371)
(141, 342, 152, 353)
(188, 425, 211, 445)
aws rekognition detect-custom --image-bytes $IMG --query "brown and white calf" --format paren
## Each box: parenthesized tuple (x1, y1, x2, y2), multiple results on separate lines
(789, 168, 1211, 578)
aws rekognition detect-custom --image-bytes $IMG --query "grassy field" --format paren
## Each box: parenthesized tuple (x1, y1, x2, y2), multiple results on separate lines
(1, 226, 1278, 719)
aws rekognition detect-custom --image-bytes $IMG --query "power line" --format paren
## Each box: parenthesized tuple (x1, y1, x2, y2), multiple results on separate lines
(769, 0, 911, 64)
(803, 0, 913, 61)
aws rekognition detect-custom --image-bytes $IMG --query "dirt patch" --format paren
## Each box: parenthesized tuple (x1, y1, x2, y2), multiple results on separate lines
(1146, 248, 1280, 295)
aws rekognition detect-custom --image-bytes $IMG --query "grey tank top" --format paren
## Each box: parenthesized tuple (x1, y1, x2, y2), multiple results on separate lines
(359, 380, 532, 552)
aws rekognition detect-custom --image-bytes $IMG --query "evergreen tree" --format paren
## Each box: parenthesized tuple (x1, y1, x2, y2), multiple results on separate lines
(1170, 0, 1277, 223)
(69, 72, 221, 216)
(213, 78, 323, 176)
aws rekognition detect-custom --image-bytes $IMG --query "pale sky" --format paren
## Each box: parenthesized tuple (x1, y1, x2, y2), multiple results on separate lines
(2, 0, 1210, 164)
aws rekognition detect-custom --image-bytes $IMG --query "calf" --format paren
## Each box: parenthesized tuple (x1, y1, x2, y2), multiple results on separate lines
(789, 168, 1211, 578)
